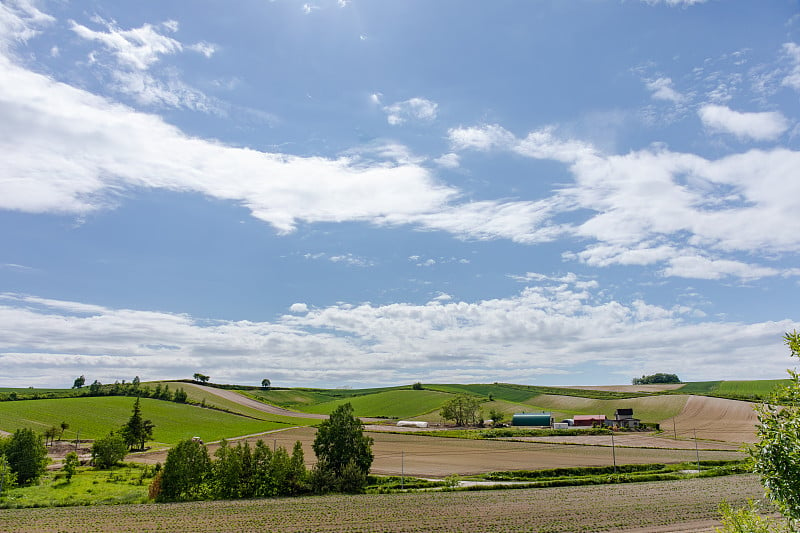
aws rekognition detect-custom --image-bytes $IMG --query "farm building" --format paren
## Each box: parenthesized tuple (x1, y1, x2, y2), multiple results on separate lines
(512, 412, 553, 427)
(609, 408, 640, 428)
(396, 420, 429, 428)
(573, 414, 606, 427)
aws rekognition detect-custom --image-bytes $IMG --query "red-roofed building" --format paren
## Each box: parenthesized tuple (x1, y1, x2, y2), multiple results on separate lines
(573, 414, 606, 427)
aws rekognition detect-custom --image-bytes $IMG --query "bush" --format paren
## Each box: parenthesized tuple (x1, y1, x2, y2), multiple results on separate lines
(91, 433, 128, 469)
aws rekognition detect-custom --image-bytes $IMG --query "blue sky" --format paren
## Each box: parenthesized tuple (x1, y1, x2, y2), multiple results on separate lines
(1, 0, 799, 388)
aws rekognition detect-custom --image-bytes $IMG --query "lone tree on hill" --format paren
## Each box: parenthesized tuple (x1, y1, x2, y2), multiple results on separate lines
(311, 403, 373, 493)
(261, 378, 271, 390)
(72, 375, 85, 389)
(193, 373, 210, 384)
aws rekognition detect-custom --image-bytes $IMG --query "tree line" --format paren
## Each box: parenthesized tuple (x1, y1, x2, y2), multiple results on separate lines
(151, 403, 374, 502)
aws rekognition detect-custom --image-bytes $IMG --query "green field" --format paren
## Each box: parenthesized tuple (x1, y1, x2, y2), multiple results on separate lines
(298, 389, 453, 418)
(0, 397, 294, 445)
(715, 379, 789, 398)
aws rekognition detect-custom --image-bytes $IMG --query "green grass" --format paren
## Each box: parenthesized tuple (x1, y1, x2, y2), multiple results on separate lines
(677, 381, 722, 394)
(0, 397, 295, 445)
(715, 380, 790, 399)
(1, 464, 151, 508)
(299, 390, 453, 418)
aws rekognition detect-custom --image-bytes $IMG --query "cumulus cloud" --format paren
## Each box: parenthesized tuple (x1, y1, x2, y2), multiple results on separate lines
(698, 104, 789, 141)
(383, 97, 438, 125)
(782, 42, 800, 90)
(0, 286, 794, 387)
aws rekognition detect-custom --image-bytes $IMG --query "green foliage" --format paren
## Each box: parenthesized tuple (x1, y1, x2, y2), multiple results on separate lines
(5, 428, 48, 485)
(716, 500, 789, 533)
(62, 452, 79, 482)
(193, 373, 210, 384)
(312, 403, 373, 494)
(632, 373, 681, 385)
(120, 397, 154, 451)
(750, 330, 800, 524)
(72, 375, 85, 389)
(487, 408, 505, 427)
(412, 382, 423, 390)
(0, 455, 18, 494)
(440, 394, 482, 426)
(301, 389, 451, 418)
(91, 433, 128, 469)
(261, 378, 270, 390)
(157, 438, 211, 502)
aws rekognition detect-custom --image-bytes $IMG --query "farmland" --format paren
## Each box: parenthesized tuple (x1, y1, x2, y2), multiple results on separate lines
(0, 474, 770, 532)
(0, 396, 302, 445)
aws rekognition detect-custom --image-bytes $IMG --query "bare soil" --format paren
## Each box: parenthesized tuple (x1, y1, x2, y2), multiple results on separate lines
(663, 395, 759, 443)
(0, 474, 768, 532)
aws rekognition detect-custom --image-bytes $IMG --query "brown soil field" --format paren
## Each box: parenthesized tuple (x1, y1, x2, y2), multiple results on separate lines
(663, 395, 759, 443)
(132, 426, 745, 477)
(0, 474, 768, 532)
(503, 433, 743, 451)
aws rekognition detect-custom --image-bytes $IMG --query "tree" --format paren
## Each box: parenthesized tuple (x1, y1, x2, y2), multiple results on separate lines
(44, 426, 58, 446)
(157, 438, 211, 502)
(63, 451, 79, 482)
(749, 330, 800, 526)
(72, 375, 85, 389)
(487, 408, 506, 427)
(5, 428, 48, 485)
(91, 432, 128, 468)
(120, 397, 155, 451)
(311, 403, 373, 493)
(173, 387, 188, 403)
(59, 421, 69, 441)
(89, 379, 103, 395)
(261, 378, 271, 390)
(193, 373, 210, 384)
(440, 394, 482, 426)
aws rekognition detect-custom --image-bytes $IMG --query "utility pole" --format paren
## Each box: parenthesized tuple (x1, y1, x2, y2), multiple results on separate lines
(673, 418, 677, 439)
(401, 451, 404, 490)
(75, 429, 80, 452)
(611, 432, 617, 473)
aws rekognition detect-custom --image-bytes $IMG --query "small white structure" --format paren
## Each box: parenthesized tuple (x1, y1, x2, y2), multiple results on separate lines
(397, 420, 429, 428)
(553, 422, 569, 430)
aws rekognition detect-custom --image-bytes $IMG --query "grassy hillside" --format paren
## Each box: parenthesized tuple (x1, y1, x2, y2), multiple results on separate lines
(0, 397, 296, 445)
(298, 389, 452, 418)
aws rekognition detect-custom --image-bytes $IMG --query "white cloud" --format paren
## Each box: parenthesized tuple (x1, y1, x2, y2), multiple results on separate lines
(0, 286, 794, 387)
(0, 52, 462, 232)
(383, 97, 438, 125)
(641, 0, 709, 6)
(329, 254, 375, 267)
(433, 153, 460, 169)
(0, 0, 54, 51)
(68, 17, 217, 111)
(663, 254, 781, 281)
(645, 77, 685, 103)
(781, 42, 800, 91)
(698, 104, 789, 141)
(289, 303, 309, 314)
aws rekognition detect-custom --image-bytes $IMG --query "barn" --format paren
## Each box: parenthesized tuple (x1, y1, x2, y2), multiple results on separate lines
(573, 414, 606, 427)
(512, 412, 553, 427)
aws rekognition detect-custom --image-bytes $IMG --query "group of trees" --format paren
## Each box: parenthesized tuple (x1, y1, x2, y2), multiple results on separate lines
(631, 373, 681, 385)
(153, 403, 373, 502)
(71, 377, 188, 404)
(440, 394, 483, 426)
(0, 428, 48, 490)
